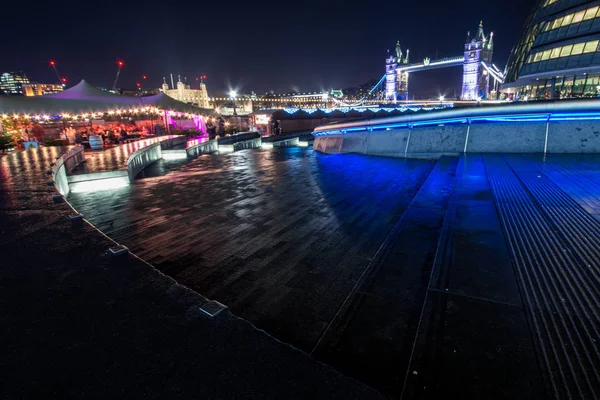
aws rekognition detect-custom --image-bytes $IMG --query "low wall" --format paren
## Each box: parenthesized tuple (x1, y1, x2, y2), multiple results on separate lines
(233, 138, 262, 151)
(187, 140, 218, 157)
(127, 142, 162, 182)
(313, 100, 600, 158)
(160, 136, 187, 150)
(217, 131, 261, 145)
(53, 146, 85, 196)
(314, 122, 552, 158)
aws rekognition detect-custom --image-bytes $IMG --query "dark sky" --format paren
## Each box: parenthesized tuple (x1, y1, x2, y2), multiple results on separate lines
(1, 0, 536, 97)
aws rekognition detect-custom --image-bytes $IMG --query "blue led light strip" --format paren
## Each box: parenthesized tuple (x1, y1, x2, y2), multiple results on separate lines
(315, 111, 600, 136)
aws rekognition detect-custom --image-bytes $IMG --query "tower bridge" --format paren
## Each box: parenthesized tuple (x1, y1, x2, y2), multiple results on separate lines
(386, 22, 504, 102)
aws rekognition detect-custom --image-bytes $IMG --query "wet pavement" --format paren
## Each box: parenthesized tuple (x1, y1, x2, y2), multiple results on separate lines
(0, 147, 383, 400)
(3, 143, 600, 399)
(68, 147, 600, 399)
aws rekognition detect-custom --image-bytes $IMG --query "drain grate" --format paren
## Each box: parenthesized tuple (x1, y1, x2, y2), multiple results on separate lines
(199, 300, 228, 318)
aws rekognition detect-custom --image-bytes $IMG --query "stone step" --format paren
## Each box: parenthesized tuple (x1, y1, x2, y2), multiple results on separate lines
(311, 156, 459, 398)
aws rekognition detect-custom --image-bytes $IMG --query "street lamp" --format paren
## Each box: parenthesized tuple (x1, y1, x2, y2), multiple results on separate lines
(230, 90, 238, 116)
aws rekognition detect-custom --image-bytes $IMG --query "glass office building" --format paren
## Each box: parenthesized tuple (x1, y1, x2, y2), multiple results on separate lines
(502, 0, 600, 100)
(0, 72, 30, 96)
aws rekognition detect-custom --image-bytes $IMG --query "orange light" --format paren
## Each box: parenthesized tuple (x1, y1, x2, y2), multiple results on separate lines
(50, 61, 55, 66)
(117, 61, 124, 67)
(136, 83, 141, 87)
(61, 77, 67, 83)
(142, 75, 147, 79)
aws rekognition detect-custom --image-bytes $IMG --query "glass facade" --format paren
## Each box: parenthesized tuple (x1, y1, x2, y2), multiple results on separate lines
(501, 0, 600, 100)
(0, 72, 30, 96)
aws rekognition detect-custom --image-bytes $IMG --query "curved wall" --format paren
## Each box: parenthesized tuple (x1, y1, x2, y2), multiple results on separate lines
(53, 146, 85, 196)
(127, 143, 162, 182)
(313, 100, 600, 158)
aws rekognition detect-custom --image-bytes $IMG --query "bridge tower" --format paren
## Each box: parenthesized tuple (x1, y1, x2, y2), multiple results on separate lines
(385, 49, 398, 102)
(462, 21, 494, 100)
(385, 41, 410, 102)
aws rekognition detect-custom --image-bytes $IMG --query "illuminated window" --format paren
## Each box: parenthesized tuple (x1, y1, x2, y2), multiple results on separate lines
(541, 50, 552, 60)
(548, 18, 559, 31)
(584, 40, 599, 53)
(561, 14, 573, 27)
(571, 42, 585, 55)
(560, 45, 573, 57)
(545, 5, 600, 32)
(550, 48, 561, 58)
(584, 6, 598, 20)
(534, 52, 542, 62)
(572, 10, 585, 23)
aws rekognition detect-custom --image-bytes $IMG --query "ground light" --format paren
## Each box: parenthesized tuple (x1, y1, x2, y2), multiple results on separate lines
(218, 144, 235, 153)
(69, 176, 129, 194)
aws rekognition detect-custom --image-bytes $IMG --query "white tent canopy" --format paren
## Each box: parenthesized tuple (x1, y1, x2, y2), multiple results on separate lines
(0, 80, 213, 116)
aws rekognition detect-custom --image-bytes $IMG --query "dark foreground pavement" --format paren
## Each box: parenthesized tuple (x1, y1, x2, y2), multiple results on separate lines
(0, 148, 383, 399)
(3, 146, 600, 400)
(69, 148, 600, 400)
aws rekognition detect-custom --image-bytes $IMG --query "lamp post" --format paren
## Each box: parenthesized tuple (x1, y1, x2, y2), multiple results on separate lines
(439, 95, 444, 106)
(230, 90, 237, 116)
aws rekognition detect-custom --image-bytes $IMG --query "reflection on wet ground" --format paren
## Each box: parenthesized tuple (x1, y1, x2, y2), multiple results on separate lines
(70, 137, 178, 175)
(68, 148, 600, 399)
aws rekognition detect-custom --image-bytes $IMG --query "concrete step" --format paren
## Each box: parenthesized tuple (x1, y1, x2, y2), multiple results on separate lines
(402, 154, 544, 399)
(484, 154, 600, 400)
(311, 156, 459, 398)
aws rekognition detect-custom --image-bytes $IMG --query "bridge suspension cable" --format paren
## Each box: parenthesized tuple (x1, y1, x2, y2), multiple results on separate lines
(332, 74, 386, 107)
(481, 61, 504, 84)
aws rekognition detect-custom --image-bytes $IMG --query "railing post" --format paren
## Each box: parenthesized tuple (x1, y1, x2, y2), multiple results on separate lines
(544, 114, 551, 155)
(463, 119, 471, 154)
(405, 125, 413, 158)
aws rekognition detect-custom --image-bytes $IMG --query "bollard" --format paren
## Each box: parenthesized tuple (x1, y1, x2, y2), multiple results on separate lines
(46, 180, 54, 186)
(108, 245, 129, 256)
(68, 213, 84, 221)
(46, 170, 53, 175)
(52, 194, 64, 203)
(199, 300, 228, 318)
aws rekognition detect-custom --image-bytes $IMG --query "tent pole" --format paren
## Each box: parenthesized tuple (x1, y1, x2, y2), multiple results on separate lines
(164, 110, 171, 135)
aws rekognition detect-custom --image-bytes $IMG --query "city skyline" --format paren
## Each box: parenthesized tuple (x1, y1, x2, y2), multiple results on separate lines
(1, 0, 535, 97)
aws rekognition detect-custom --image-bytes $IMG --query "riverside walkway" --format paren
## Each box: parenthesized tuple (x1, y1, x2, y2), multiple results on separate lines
(3, 142, 600, 399)
(69, 147, 600, 400)
(0, 147, 382, 399)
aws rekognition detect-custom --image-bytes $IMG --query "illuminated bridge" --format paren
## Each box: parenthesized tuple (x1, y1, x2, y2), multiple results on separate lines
(386, 21, 504, 102)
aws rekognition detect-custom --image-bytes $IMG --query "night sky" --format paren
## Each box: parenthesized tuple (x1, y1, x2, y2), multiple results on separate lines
(2, 0, 536, 97)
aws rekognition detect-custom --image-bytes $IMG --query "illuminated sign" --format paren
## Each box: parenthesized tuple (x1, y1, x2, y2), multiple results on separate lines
(255, 114, 270, 125)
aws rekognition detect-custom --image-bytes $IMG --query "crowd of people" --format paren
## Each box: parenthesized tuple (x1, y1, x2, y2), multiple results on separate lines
(55, 122, 164, 147)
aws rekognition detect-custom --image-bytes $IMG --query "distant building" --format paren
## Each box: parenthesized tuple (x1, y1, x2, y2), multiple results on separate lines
(0, 72, 30, 96)
(211, 92, 334, 112)
(502, 0, 600, 100)
(161, 75, 210, 108)
(22, 82, 64, 96)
